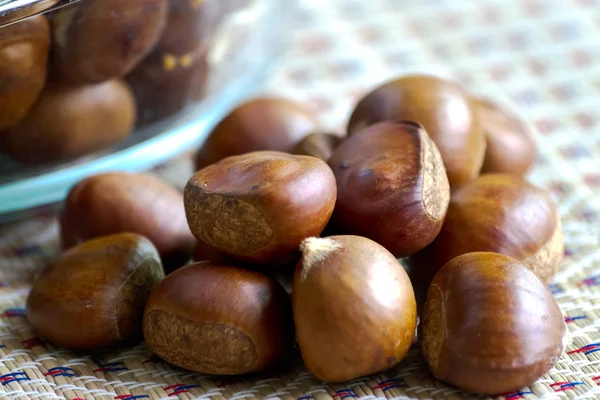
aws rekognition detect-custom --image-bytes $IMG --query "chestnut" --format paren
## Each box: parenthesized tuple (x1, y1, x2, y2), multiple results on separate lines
(473, 97, 536, 175)
(143, 262, 294, 375)
(291, 132, 342, 161)
(293, 236, 417, 382)
(195, 98, 318, 169)
(127, 44, 209, 125)
(408, 173, 563, 293)
(328, 121, 450, 258)
(156, 0, 223, 53)
(60, 172, 195, 272)
(26, 233, 164, 350)
(184, 151, 337, 265)
(347, 75, 486, 189)
(420, 252, 567, 394)
(0, 15, 50, 131)
(51, 0, 168, 83)
(2, 79, 136, 165)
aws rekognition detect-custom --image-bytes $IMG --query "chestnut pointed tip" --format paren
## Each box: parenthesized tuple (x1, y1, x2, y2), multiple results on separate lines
(298, 237, 342, 282)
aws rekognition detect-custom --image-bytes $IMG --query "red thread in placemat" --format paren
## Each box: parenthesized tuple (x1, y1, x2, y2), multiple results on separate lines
(564, 315, 587, 323)
(44, 367, 77, 378)
(333, 389, 357, 399)
(164, 383, 201, 396)
(567, 343, 600, 355)
(2, 308, 25, 318)
(22, 337, 45, 349)
(550, 382, 585, 392)
(94, 362, 128, 374)
(0, 372, 29, 385)
(371, 379, 407, 392)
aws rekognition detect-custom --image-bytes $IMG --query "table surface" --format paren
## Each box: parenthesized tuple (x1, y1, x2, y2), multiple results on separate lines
(1, 0, 600, 399)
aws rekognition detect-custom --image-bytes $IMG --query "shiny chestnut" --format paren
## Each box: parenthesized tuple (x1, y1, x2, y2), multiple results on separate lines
(421, 252, 567, 394)
(408, 173, 563, 293)
(61, 172, 195, 272)
(328, 121, 450, 257)
(3, 80, 136, 165)
(195, 98, 318, 169)
(184, 151, 336, 265)
(0, 15, 50, 131)
(347, 75, 486, 189)
(473, 97, 536, 175)
(26, 233, 164, 350)
(293, 236, 417, 382)
(143, 262, 294, 374)
(52, 0, 167, 83)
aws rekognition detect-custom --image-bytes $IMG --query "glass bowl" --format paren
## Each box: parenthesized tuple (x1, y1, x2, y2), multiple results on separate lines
(0, 0, 287, 222)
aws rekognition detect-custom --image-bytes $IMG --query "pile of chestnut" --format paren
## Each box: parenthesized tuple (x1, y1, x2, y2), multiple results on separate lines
(0, 0, 214, 165)
(26, 74, 567, 396)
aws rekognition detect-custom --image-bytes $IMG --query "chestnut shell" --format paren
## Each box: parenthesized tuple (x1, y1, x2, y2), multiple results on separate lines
(328, 120, 450, 257)
(185, 151, 337, 265)
(420, 252, 567, 394)
(293, 235, 417, 382)
(195, 98, 318, 169)
(60, 172, 195, 272)
(143, 262, 294, 374)
(0, 15, 50, 131)
(26, 233, 164, 350)
(347, 75, 485, 188)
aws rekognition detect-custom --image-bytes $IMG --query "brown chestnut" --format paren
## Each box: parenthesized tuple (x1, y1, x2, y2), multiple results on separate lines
(473, 97, 537, 175)
(26, 233, 164, 350)
(184, 151, 337, 265)
(127, 44, 209, 125)
(328, 121, 450, 258)
(408, 174, 563, 292)
(60, 172, 195, 272)
(420, 252, 567, 394)
(291, 132, 342, 161)
(51, 0, 167, 83)
(0, 15, 50, 131)
(347, 75, 486, 189)
(293, 236, 417, 382)
(2, 79, 136, 165)
(157, 0, 223, 53)
(143, 262, 294, 375)
(195, 98, 318, 169)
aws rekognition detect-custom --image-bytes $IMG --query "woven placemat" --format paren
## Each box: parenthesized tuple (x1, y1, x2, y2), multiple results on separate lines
(1, 0, 600, 399)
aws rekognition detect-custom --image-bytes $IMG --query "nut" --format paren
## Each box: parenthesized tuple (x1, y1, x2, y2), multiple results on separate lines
(293, 236, 417, 382)
(291, 132, 342, 161)
(157, 0, 223, 53)
(184, 151, 337, 265)
(2, 79, 136, 165)
(26, 233, 164, 350)
(420, 252, 567, 394)
(195, 98, 318, 169)
(61, 172, 195, 272)
(0, 15, 50, 131)
(51, 0, 168, 83)
(328, 121, 450, 257)
(408, 173, 563, 295)
(143, 262, 294, 374)
(473, 97, 536, 175)
(347, 75, 486, 189)
(127, 44, 209, 125)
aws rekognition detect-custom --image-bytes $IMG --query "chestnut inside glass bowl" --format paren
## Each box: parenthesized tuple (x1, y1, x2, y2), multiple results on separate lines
(0, 0, 288, 222)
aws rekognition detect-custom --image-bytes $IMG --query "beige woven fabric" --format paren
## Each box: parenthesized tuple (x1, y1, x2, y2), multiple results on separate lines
(1, 0, 600, 398)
